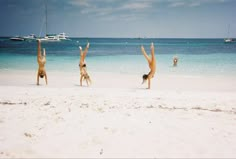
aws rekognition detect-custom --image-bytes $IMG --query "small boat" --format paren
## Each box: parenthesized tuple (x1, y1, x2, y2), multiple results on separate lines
(39, 34, 60, 42)
(224, 38, 234, 43)
(23, 34, 37, 41)
(39, 33, 70, 42)
(10, 36, 25, 41)
(58, 32, 70, 40)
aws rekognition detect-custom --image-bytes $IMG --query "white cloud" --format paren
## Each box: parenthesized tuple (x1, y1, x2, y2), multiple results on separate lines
(120, 2, 152, 10)
(168, 0, 229, 8)
(72, 0, 154, 21)
(66, 0, 231, 21)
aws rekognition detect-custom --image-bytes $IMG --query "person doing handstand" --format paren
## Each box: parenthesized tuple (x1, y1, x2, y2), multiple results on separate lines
(37, 40, 48, 85)
(141, 42, 156, 89)
(79, 42, 91, 86)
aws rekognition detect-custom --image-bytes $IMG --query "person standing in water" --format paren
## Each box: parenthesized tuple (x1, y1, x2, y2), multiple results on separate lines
(79, 42, 91, 86)
(37, 39, 48, 85)
(173, 56, 178, 67)
(141, 42, 156, 89)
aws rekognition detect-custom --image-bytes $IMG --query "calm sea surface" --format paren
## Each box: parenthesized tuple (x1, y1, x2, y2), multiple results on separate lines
(0, 38, 236, 76)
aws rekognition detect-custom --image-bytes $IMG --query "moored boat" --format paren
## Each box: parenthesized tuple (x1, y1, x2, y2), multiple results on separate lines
(10, 36, 25, 41)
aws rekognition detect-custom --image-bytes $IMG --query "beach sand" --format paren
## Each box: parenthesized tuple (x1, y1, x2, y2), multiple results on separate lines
(0, 70, 236, 158)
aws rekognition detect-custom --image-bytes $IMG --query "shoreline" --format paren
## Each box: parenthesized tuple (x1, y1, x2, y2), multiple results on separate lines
(0, 69, 236, 91)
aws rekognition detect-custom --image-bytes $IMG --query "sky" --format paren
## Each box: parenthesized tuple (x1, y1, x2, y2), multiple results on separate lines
(0, 0, 236, 38)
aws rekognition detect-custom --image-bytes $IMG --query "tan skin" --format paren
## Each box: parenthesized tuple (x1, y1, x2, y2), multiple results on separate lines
(141, 43, 156, 89)
(37, 40, 47, 85)
(79, 42, 91, 86)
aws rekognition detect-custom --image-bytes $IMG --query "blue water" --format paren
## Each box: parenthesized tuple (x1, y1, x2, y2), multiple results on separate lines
(0, 37, 236, 76)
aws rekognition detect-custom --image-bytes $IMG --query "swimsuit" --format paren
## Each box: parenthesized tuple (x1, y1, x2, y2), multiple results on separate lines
(79, 63, 86, 67)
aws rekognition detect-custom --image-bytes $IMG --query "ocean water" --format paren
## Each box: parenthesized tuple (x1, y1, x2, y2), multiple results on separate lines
(0, 38, 236, 77)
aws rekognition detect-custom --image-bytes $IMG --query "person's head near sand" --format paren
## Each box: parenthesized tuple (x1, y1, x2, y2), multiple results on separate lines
(141, 42, 156, 89)
(79, 42, 91, 86)
(36, 39, 47, 85)
(173, 56, 178, 67)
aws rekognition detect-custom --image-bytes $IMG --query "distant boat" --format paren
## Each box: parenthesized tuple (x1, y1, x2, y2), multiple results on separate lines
(224, 38, 234, 43)
(58, 32, 70, 40)
(23, 34, 37, 41)
(10, 36, 25, 41)
(224, 24, 234, 43)
(40, 33, 70, 42)
(40, 34, 60, 42)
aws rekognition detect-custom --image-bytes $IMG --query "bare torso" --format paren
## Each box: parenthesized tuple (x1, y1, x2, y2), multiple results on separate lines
(148, 56, 156, 78)
(38, 56, 46, 72)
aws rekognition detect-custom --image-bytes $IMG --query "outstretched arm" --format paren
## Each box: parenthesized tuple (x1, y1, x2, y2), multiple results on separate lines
(44, 72, 48, 85)
(37, 72, 39, 85)
(141, 45, 151, 63)
(148, 78, 151, 89)
(80, 75, 83, 86)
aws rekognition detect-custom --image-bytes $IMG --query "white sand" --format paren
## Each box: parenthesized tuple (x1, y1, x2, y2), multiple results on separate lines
(0, 70, 236, 158)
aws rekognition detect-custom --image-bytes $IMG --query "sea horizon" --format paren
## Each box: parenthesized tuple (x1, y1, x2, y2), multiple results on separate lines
(1, 36, 234, 39)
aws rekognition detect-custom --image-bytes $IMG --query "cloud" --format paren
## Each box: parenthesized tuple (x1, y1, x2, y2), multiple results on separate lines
(120, 1, 152, 10)
(66, 0, 154, 21)
(67, 0, 154, 11)
(65, 0, 231, 21)
(167, 0, 229, 8)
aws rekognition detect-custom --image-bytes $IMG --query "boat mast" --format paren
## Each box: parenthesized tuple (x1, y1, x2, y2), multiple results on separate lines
(45, 0, 48, 36)
(227, 24, 230, 39)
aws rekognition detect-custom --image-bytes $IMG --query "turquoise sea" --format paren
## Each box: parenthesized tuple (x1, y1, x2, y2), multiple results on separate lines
(0, 38, 236, 76)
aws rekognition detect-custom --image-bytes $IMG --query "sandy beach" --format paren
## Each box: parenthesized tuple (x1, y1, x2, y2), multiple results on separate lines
(0, 70, 236, 158)
(1, 0, 236, 157)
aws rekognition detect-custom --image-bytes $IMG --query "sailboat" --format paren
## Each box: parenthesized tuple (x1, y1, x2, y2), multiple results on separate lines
(224, 24, 234, 43)
(39, 1, 69, 42)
